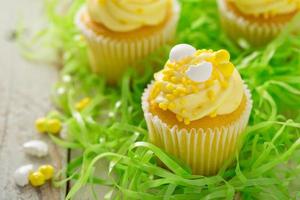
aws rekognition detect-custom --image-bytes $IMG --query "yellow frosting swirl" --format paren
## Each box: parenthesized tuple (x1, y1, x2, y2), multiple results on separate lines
(229, 0, 300, 16)
(86, 0, 171, 32)
(150, 48, 244, 125)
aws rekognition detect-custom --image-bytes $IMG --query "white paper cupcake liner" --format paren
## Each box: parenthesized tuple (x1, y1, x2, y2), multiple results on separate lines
(217, 0, 287, 47)
(75, 3, 180, 83)
(142, 82, 252, 175)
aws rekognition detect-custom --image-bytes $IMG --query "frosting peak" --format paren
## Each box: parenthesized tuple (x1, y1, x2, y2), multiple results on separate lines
(149, 44, 244, 124)
(229, 0, 300, 17)
(87, 0, 171, 32)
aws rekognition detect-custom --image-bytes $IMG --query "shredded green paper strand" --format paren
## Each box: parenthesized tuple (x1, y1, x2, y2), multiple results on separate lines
(18, 0, 300, 199)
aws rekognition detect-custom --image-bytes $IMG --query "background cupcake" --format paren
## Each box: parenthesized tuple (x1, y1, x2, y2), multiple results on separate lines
(217, 0, 300, 47)
(142, 44, 252, 175)
(76, 0, 180, 83)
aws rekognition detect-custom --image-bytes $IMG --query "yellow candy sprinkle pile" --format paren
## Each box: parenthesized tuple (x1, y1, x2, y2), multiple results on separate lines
(35, 118, 62, 134)
(151, 49, 235, 125)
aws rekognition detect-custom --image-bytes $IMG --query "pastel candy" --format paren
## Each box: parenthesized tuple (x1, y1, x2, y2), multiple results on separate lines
(23, 140, 48, 158)
(185, 61, 213, 82)
(14, 164, 34, 187)
(169, 44, 196, 62)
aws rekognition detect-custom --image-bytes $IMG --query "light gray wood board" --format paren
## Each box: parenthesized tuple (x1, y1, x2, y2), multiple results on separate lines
(0, 0, 66, 199)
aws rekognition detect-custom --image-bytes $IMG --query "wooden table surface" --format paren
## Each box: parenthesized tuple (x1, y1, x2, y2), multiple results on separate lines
(0, 1, 110, 199)
(0, 0, 67, 199)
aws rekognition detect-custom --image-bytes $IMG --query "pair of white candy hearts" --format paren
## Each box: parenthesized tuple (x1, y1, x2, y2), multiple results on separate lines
(169, 44, 213, 83)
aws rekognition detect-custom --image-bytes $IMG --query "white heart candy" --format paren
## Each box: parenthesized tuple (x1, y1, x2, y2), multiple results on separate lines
(185, 61, 213, 82)
(169, 44, 196, 62)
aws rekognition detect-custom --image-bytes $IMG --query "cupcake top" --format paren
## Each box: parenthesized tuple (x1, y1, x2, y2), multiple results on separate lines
(149, 44, 244, 125)
(86, 0, 171, 32)
(228, 0, 300, 17)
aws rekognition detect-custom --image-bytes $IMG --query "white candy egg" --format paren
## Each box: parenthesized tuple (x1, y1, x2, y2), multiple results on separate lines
(185, 61, 213, 82)
(23, 140, 48, 158)
(169, 44, 196, 62)
(14, 164, 34, 187)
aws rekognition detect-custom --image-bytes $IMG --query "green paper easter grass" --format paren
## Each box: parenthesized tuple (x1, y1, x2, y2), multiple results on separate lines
(17, 0, 300, 199)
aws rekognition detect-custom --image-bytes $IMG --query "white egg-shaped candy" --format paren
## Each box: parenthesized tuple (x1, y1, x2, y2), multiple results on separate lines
(169, 44, 196, 62)
(14, 164, 34, 187)
(186, 61, 213, 82)
(23, 140, 48, 157)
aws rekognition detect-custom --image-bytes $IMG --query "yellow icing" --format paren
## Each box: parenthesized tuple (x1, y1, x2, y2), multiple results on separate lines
(229, 0, 300, 16)
(86, 0, 171, 32)
(150, 49, 244, 124)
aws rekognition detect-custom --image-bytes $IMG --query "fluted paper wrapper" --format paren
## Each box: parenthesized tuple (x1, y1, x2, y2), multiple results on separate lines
(142, 83, 252, 175)
(217, 0, 286, 47)
(75, 4, 180, 83)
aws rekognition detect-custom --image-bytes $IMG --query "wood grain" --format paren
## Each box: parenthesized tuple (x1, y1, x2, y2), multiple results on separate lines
(0, 0, 66, 199)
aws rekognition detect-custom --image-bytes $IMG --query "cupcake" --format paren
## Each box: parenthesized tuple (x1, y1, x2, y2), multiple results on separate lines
(217, 0, 300, 46)
(142, 44, 252, 175)
(76, 0, 180, 83)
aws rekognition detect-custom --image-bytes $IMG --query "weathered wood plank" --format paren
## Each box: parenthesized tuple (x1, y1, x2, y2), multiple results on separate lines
(0, 0, 66, 199)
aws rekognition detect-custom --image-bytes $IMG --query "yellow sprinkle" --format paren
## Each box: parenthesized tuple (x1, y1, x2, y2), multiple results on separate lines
(29, 171, 45, 187)
(177, 87, 187, 93)
(75, 97, 91, 111)
(192, 85, 199, 92)
(205, 79, 215, 87)
(220, 81, 228, 88)
(150, 100, 157, 106)
(159, 102, 168, 111)
(35, 118, 47, 133)
(163, 75, 171, 81)
(184, 118, 190, 125)
(181, 109, 187, 115)
(168, 102, 176, 110)
(176, 115, 183, 122)
(38, 165, 54, 180)
(218, 62, 234, 78)
(163, 69, 173, 76)
(166, 94, 175, 100)
(210, 111, 217, 118)
(173, 89, 179, 96)
(171, 76, 178, 83)
(46, 119, 62, 134)
(166, 62, 175, 68)
(166, 83, 174, 91)
(195, 49, 207, 56)
(150, 86, 160, 99)
(181, 77, 188, 84)
(215, 49, 230, 62)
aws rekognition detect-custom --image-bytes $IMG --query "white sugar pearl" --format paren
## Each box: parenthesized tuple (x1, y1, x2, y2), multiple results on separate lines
(169, 44, 196, 62)
(14, 164, 34, 187)
(185, 61, 213, 82)
(23, 140, 48, 158)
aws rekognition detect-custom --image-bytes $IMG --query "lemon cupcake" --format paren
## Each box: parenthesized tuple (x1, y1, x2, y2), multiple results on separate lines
(142, 44, 252, 175)
(75, 0, 180, 83)
(217, 0, 300, 46)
